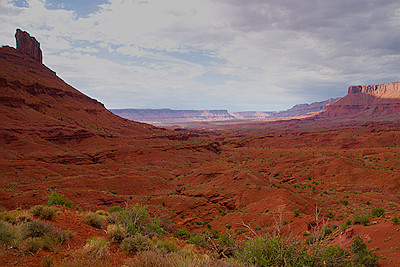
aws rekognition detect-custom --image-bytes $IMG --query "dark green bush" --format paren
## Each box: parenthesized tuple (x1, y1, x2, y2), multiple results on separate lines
(351, 236, 378, 267)
(353, 213, 370, 226)
(293, 209, 301, 217)
(109, 206, 122, 213)
(47, 192, 74, 208)
(392, 216, 399, 225)
(174, 228, 191, 239)
(371, 207, 385, 218)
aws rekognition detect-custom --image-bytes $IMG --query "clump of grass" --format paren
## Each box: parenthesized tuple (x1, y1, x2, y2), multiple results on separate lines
(0, 210, 33, 224)
(83, 212, 105, 228)
(392, 216, 399, 225)
(82, 237, 109, 259)
(48, 192, 74, 208)
(30, 205, 57, 220)
(0, 221, 24, 248)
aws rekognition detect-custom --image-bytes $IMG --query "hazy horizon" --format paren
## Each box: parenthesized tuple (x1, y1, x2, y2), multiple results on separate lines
(1, 0, 399, 112)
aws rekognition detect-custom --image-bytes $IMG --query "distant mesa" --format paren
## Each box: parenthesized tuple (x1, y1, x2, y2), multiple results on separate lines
(15, 29, 43, 63)
(111, 98, 341, 125)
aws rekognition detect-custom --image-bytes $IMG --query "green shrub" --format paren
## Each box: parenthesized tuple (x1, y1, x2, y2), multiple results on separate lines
(353, 249, 378, 267)
(351, 236, 378, 267)
(24, 237, 45, 253)
(313, 244, 350, 267)
(392, 216, 399, 225)
(235, 233, 312, 266)
(351, 236, 367, 253)
(218, 233, 238, 257)
(82, 237, 109, 259)
(121, 233, 154, 253)
(353, 213, 370, 226)
(47, 192, 74, 207)
(30, 205, 57, 220)
(107, 224, 127, 243)
(293, 209, 301, 217)
(174, 228, 191, 239)
(83, 212, 105, 228)
(154, 238, 180, 254)
(189, 233, 211, 249)
(109, 206, 122, 213)
(111, 204, 166, 238)
(371, 207, 385, 218)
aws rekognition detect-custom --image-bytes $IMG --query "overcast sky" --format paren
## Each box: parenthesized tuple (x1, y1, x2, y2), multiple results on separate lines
(1, 0, 399, 111)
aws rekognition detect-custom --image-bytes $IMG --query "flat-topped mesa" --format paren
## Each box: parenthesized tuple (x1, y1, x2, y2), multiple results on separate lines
(15, 29, 42, 63)
(348, 81, 400, 99)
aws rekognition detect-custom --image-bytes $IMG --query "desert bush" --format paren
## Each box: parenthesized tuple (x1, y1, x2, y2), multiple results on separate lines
(351, 236, 378, 267)
(353, 213, 370, 226)
(371, 207, 385, 218)
(83, 212, 105, 228)
(82, 236, 109, 259)
(353, 249, 378, 267)
(235, 233, 312, 266)
(107, 224, 127, 243)
(47, 192, 74, 207)
(109, 205, 122, 213)
(392, 216, 399, 225)
(24, 237, 45, 253)
(293, 209, 301, 217)
(95, 210, 110, 217)
(23, 219, 71, 251)
(154, 238, 180, 254)
(120, 233, 154, 253)
(351, 236, 367, 253)
(125, 250, 244, 267)
(111, 204, 166, 237)
(25, 219, 54, 237)
(30, 205, 56, 220)
(312, 244, 350, 266)
(218, 233, 238, 257)
(189, 233, 212, 250)
(174, 228, 191, 239)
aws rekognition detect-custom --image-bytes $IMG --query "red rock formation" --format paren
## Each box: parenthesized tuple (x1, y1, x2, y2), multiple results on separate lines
(317, 81, 400, 121)
(15, 29, 43, 63)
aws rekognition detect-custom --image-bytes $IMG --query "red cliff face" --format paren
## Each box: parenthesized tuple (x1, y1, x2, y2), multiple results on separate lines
(15, 29, 43, 63)
(318, 81, 400, 121)
(348, 82, 400, 99)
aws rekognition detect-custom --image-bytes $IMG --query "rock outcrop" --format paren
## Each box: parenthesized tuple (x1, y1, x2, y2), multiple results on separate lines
(15, 29, 42, 63)
(348, 82, 400, 99)
(318, 81, 400, 121)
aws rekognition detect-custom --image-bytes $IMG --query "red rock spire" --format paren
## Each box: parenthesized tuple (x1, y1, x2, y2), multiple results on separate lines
(15, 28, 43, 63)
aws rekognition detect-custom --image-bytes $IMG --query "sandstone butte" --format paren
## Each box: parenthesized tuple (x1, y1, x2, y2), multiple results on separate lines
(1, 29, 400, 267)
